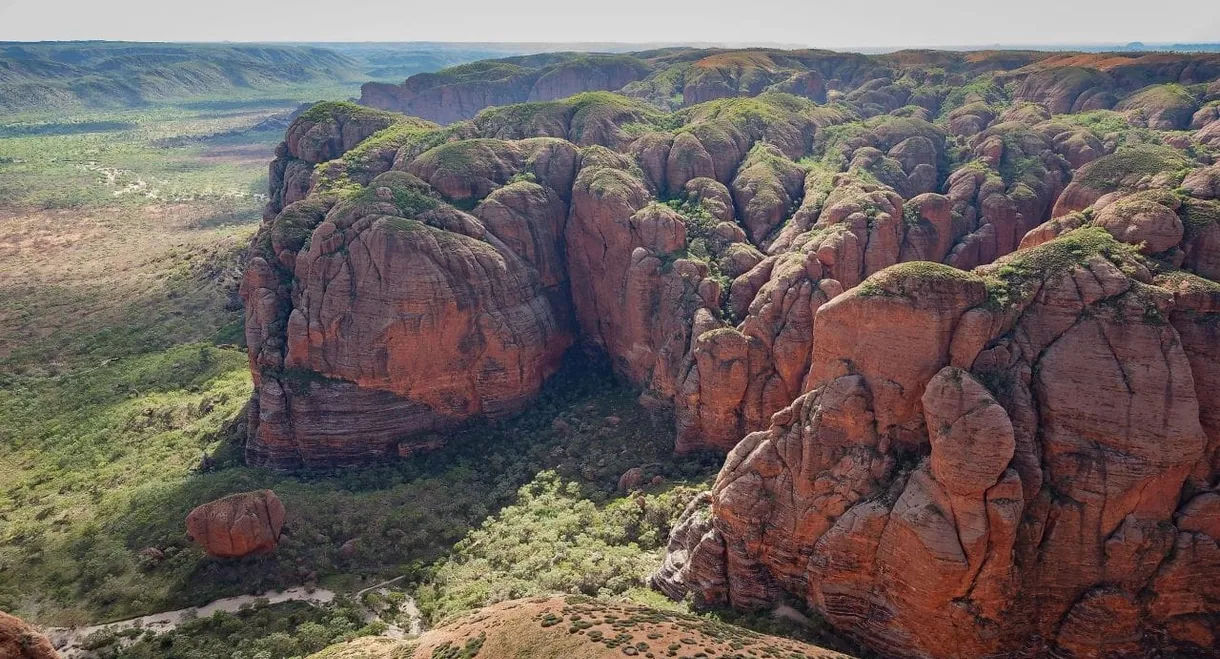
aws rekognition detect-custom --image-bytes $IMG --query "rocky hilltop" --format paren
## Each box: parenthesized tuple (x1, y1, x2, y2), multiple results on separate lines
(307, 596, 849, 659)
(243, 48, 1220, 656)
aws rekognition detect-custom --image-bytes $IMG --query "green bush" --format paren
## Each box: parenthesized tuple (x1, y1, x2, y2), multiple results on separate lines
(415, 472, 707, 624)
(104, 600, 369, 659)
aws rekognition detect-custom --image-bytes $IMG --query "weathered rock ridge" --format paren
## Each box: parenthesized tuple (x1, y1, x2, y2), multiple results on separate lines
(244, 50, 1220, 659)
(248, 63, 1220, 464)
(359, 47, 1220, 126)
(655, 226, 1220, 657)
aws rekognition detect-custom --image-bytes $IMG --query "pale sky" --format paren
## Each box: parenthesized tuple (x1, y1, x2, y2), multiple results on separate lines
(1, 0, 1217, 48)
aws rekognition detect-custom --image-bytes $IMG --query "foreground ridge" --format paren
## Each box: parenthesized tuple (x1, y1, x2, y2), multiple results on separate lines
(308, 596, 851, 659)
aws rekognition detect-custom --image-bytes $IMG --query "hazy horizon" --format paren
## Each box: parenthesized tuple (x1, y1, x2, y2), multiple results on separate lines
(2, 0, 1219, 50)
(4, 38, 1220, 51)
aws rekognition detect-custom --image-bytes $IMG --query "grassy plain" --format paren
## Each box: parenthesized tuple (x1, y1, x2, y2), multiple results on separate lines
(0, 96, 289, 624)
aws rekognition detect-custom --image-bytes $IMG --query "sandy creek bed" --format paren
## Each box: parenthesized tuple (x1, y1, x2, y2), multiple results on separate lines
(45, 577, 421, 657)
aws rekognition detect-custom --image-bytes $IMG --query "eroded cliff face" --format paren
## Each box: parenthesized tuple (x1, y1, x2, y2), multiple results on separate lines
(246, 67, 1220, 463)
(245, 115, 578, 468)
(244, 50, 1220, 657)
(654, 224, 1220, 657)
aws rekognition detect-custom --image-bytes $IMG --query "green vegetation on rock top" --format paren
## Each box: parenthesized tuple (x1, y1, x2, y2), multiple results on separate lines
(1119, 83, 1200, 109)
(938, 74, 1008, 118)
(410, 60, 531, 87)
(1073, 144, 1191, 190)
(979, 227, 1142, 309)
(857, 261, 984, 297)
(1177, 196, 1220, 240)
(1155, 268, 1220, 295)
(298, 101, 403, 127)
(677, 92, 819, 131)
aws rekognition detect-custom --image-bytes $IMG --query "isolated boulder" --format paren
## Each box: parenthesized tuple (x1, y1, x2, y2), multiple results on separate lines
(186, 490, 286, 558)
(617, 467, 645, 494)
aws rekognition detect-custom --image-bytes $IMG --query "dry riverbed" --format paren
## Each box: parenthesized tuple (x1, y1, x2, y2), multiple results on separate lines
(46, 577, 421, 657)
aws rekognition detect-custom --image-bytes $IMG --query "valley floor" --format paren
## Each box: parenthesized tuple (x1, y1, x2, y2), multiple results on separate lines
(1, 95, 824, 659)
(47, 577, 422, 658)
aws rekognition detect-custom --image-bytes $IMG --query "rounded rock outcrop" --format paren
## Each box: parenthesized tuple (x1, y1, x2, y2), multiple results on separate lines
(1095, 195, 1184, 253)
(656, 229, 1218, 658)
(924, 366, 1016, 495)
(186, 490, 286, 558)
(0, 611, 58, 659)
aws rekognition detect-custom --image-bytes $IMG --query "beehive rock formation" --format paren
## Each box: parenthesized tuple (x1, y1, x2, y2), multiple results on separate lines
(655, 227, 1220, 657)
(244, 51, 1220, 656)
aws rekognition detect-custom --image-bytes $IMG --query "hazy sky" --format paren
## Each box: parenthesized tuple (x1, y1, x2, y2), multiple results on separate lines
(1, 0, 1218, 48)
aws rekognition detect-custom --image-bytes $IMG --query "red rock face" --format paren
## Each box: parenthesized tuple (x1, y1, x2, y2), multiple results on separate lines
(0, 611, 58, 659)
(248, 81, 1219, 467)
(656, 232, 1220, 657)
(248, 56, 1220, 657)
(186, 490, 286, 558)
(676, 254, 841, 453)
(564, 162, 712, 398)
(264, 103, 405, 220)
(247, 95, 835, 465)
(245, 165, 575, 468)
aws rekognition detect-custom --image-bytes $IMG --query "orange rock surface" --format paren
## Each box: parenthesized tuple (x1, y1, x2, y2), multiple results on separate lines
(0, 611, 58, 659)
(185, 490, 286, 558)
(657, 231, 1220, 657)
(245, 53, 1220, 656)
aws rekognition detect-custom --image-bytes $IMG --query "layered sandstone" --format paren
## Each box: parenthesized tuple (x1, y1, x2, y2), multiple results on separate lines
(245, 93, 843, 465)
(249, 59, 1220, 464)
(243, 47, 1220, 659)
(245, 166, 575, 468)
(655, 227, 1220, 658)
(265, 102, 407, 219)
